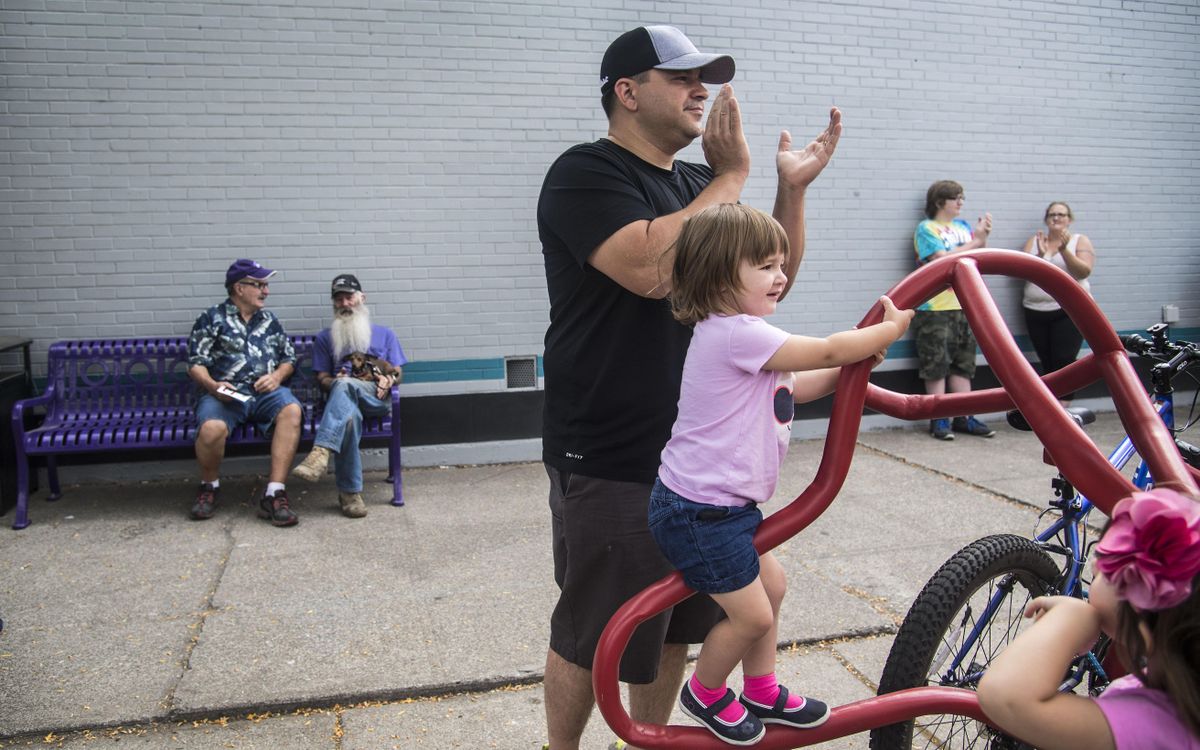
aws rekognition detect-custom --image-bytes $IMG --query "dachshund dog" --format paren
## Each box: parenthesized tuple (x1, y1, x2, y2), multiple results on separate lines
(346, 352, 403, 382)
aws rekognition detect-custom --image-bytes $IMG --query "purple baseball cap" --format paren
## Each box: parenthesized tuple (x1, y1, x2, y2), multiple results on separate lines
(225, 258, 277, 286)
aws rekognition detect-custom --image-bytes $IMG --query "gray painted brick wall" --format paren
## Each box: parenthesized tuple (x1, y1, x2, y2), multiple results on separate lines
(2, 0, 1198, 383)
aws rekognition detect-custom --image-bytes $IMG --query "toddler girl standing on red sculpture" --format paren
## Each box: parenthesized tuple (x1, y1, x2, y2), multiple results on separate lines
(649, 203, 912, 745)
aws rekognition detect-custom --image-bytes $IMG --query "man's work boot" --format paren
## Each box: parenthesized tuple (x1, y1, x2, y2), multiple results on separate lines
(292, 446, 331, 481)
(339, 491, 368, 518)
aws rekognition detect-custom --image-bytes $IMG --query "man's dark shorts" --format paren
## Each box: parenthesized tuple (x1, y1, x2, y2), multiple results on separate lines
(913, 309, 977, 381)
(546, 464, 724, 684)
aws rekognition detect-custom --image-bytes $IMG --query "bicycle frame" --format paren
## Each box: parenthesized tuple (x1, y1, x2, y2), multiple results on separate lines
(591, 250, 1199, 749)
(938, 394, 1175, 690)
(1052, 396, 1173, 594)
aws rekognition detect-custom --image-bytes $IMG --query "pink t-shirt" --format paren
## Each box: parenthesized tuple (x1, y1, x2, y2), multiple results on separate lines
(1096, 675, 1200, 749)
(659, 314, 793, 507)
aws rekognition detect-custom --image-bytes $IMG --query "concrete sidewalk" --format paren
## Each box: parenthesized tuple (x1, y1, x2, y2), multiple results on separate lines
(0, 412, 1129, 749)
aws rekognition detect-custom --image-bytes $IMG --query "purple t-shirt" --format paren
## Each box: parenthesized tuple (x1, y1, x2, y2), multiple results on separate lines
(1097, 675, 1200, 749)
(659, 314, 793, 507)
(313, 324, 407, 375)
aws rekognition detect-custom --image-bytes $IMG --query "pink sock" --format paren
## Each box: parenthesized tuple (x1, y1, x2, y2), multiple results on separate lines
(690, 674, 746, 723)
(743, 673, 805, 710)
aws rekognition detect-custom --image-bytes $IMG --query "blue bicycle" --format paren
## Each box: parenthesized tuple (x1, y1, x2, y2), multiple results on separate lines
(870, 323, 1200, 750)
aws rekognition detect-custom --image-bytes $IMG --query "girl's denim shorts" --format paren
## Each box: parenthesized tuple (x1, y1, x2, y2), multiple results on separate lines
(648, 478, 763, 595)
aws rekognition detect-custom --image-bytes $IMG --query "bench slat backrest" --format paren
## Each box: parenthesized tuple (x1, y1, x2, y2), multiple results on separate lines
(52, 339, 193, 419)
(45, 336, 323, 420)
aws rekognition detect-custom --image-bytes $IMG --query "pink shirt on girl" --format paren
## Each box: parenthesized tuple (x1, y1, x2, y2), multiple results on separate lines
(1097, 675, 1200, 749)
(659, 314, 793, 507)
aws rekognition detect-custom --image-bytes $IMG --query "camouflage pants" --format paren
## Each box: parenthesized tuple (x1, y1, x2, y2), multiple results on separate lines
(912, 309, 977, 381)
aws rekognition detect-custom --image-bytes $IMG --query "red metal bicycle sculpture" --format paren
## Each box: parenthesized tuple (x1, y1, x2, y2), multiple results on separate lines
(592, 249, 1200, 749)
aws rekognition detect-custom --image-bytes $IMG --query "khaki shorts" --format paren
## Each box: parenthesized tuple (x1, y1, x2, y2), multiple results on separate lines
(546, 465, 724, 684)
(913, 309, 977, 381)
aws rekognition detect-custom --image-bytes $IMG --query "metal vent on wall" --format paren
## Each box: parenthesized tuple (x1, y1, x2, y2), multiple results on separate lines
(505, 356, 538, 389)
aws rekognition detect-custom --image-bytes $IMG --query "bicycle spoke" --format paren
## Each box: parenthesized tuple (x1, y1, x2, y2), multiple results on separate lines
(914, 713, 990, 749)
(962, 578, 1035, 687)
(872, 535, 1059, 750)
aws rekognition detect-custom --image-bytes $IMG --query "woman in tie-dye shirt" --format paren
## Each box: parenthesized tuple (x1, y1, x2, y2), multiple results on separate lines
(911, 180, 996, 441)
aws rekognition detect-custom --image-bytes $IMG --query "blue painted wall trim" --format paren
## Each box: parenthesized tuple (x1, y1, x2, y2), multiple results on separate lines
(403, 356, 545, 384)
(401, 327, 1199, 384)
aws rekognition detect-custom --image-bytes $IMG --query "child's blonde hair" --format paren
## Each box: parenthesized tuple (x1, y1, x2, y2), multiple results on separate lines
(669, 204, 789, 326)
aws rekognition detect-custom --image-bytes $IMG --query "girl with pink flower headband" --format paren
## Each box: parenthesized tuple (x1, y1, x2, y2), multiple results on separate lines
(978, 488, 1200, 749)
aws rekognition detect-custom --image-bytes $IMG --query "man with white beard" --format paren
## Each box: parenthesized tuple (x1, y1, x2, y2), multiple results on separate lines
(292, 274, 407, 517)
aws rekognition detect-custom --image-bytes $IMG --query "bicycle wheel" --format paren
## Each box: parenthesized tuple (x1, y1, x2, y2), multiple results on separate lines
(869, 534, 1060, 750)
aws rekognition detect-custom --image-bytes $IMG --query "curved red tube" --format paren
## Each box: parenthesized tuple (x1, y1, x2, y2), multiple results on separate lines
(593, 249, 1198, 748)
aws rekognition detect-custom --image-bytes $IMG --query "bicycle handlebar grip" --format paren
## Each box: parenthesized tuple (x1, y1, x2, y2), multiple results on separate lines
(1120, 334, 1150, 355)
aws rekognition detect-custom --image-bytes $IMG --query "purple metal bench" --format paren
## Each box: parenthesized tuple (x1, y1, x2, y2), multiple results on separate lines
(9, 336, 403, 530)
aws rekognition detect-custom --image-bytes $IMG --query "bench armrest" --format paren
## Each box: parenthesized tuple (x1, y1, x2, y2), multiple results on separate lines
(11, 391, 55, 445)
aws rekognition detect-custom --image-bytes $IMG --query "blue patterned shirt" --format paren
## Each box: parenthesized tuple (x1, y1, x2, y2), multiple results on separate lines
(187, 300, 296, 391)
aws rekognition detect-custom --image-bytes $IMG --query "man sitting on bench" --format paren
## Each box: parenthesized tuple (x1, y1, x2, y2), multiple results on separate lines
(186, 258, 303, 527)
(292, 273, 406, 518)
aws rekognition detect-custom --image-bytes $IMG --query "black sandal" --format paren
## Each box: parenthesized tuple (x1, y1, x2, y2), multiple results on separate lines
(679, 682, 765, 746)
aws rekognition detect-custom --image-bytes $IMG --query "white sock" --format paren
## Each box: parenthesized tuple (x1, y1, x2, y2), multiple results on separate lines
(266, 481, 285, 496)
(205, 479, 220, 489)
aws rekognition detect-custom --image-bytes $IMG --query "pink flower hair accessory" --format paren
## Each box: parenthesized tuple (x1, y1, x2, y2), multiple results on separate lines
(1095, 488, 1200, 611)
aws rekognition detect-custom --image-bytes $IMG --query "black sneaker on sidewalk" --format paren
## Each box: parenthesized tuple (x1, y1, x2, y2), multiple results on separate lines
(190, 482, 219, 520)
(258, 488, 299, 527)
(952, 415, 996, 437)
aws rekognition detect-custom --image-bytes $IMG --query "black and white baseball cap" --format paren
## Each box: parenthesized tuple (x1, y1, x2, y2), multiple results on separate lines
(330, 274, 363, 296)
(599, 25, 735, 97)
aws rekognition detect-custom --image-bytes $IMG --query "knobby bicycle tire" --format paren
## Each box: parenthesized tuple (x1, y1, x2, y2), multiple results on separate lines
(869, 534, 1060, 750)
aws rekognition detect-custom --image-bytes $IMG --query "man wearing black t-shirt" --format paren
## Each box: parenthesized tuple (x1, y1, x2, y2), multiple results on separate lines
(536, 25, 842, 749)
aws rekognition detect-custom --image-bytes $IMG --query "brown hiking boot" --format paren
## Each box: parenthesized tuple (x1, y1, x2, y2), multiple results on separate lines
(338, 491, 367, 518)
(292, 446, 331, 481)
(258, 488, 299, 527)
